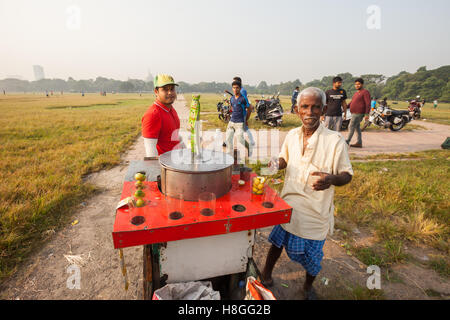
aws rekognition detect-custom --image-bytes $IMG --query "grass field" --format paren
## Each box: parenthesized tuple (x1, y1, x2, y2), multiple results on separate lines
(336, 150, 450, 250)
(0, 93, 154, 280)
(1, 92, 448, 285)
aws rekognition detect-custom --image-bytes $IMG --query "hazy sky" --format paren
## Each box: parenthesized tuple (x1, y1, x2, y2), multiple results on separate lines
(1, 0, 449, 85)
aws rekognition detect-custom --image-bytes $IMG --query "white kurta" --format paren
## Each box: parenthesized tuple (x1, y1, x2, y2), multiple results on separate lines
(278, 123, 354, 241)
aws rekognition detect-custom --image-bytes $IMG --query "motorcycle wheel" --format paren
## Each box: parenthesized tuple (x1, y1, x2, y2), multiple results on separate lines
(389, 119, 405, 131)
(361, 121, 371, 132)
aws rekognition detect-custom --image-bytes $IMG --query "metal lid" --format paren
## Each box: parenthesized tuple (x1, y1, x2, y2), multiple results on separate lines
(159, 149, 234, 173)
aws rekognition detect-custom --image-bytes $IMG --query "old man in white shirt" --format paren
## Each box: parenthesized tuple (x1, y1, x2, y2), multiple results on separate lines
(261, 87, 353, 300)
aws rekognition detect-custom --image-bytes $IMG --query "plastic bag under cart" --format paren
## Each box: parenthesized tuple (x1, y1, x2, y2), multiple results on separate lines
(152, 281, 220, 300)
(245, 276, 276, 300)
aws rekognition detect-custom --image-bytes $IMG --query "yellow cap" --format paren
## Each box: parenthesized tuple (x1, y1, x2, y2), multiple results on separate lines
(154, 74, 178, 88)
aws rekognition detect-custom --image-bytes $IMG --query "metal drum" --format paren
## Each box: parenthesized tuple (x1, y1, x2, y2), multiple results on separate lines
(159, 149, 234, 201)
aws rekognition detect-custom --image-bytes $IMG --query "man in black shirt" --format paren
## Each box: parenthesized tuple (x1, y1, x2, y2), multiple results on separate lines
(323, 76, 348, 132)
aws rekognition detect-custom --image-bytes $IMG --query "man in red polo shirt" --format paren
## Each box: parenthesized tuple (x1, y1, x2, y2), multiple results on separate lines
(142, 74, 184, 157)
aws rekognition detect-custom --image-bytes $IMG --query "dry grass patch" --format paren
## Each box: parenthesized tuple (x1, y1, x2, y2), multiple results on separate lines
(0, 93, 154, 280)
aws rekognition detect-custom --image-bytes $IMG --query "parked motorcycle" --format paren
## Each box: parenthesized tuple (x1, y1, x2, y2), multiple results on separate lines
(362, 102, 412, 132)
(407, 97, 424, 120)
(217, 92, 232, 123)
(340, 109, 352, 131)
(254, 92, 284, 127)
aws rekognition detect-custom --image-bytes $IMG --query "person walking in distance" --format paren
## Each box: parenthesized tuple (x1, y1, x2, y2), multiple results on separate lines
(223, 77, 255, 151)
(346, 78, 371, 148)
(225, 80, 252, 158)
(291, 86, 300, 113)
(234, 76, 255, 148)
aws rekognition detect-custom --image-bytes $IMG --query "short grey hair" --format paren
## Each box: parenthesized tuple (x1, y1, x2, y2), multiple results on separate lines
(297, 87, 326, 107)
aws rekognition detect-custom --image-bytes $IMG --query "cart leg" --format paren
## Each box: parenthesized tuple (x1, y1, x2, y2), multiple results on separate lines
(143, 244, 153, 300)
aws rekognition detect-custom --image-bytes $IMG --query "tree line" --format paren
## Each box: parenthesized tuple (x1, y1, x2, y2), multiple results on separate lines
(1, 65, 449, 102)
(0, 77, 154, 94)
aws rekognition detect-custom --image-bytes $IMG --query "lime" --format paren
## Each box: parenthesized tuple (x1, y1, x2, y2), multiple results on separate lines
(135, 199, 145, 207)
(135, 173, 146, 181)
(135, 181, 143, 188)
(134, 190, 145, 198)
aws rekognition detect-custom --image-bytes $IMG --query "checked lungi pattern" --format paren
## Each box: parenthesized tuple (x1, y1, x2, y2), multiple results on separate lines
(268, 225, 326, 276)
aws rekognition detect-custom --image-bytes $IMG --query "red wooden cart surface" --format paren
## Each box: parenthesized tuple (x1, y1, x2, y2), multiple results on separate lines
(112, 174, 292, 249)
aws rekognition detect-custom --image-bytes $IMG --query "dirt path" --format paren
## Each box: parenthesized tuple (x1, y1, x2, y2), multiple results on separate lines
(345, 120, 450, 156)
(0, 96, 448, 300)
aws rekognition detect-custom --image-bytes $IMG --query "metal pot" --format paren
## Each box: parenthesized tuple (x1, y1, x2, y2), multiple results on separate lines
(159, 149, 234, 201)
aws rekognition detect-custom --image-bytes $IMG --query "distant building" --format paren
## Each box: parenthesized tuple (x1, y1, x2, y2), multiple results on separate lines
(146, 70, 153, 82)
(33, 65, 45, 81)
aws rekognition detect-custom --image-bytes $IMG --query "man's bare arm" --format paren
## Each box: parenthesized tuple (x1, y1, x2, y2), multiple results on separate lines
(246, 106, 252, 122)
(312, 172, 352, 191)
(330, 172, 352, 186)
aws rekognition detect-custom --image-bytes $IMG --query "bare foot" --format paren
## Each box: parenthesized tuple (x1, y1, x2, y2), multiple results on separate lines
(260, 275, 274, 287)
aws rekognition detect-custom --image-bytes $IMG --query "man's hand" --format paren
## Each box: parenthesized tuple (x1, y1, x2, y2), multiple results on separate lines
(268, 157, 279, 169)
(312, 171, 352, 190)
(365, 115, 369, 121)
(343, 113, 347, 120)
(320, 116, 325, 122)
(268, 157, 287, 171)
(311, 172, 334, 191)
